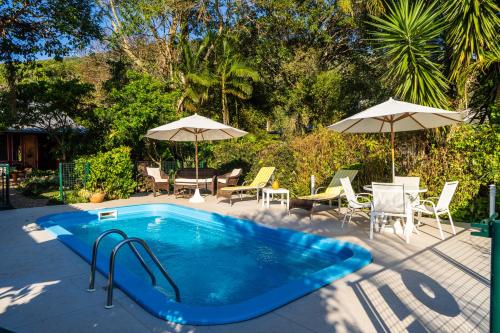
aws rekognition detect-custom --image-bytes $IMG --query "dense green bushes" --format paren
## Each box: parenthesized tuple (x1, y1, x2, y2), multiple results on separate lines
(210, 124, 499, 221)
(18, 170, 58, 196)
(75, 146, 137, 199)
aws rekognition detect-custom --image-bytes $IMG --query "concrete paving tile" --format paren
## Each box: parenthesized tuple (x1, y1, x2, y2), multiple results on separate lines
(115, 298, 198, 333)
(13, 303, 150, 333)
(274, 284, 375, 333)
(202, 312, 315, 333)
(0, 274, 109, 328)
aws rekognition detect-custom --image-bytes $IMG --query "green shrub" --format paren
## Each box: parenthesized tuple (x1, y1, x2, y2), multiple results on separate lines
(18, 170, 58, 195)
(75, 146, 137, 199)
(411, 124, 499, 220)
(208, 132, 276, 176)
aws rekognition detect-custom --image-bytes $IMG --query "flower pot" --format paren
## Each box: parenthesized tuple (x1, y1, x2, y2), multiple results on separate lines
(90, 192, 105, 203)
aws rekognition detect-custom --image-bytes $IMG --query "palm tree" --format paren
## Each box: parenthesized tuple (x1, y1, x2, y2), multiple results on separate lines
(213, 39, 260, 125)
(368, 0, 449, 108)
(444, 0, 499, 81)
(176, 37, 214, 114)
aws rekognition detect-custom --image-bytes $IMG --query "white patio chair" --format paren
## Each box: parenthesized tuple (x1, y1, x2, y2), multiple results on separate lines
(370, 182, 414, 244)
(339, 177, 371, 228)
(412, 181, 458, 240)
(394, 176, 420, 206)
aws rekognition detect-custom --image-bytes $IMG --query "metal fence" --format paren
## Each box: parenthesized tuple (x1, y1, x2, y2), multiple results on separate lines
(0, 164, 10, 209)
(58, 162, 90, 203)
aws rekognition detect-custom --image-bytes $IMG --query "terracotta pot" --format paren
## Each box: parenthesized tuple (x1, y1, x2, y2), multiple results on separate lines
(90, 192, 105, 203)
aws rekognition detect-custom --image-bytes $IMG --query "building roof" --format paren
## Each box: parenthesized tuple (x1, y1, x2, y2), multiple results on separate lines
(2, 114, 86, 134)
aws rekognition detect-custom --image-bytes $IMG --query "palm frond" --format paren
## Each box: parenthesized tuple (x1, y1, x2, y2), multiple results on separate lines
(368, 0, 449, 107)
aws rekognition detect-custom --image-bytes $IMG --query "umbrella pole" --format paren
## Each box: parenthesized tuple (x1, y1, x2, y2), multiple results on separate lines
(189, 133, 204, 203)
(391, 123, 395, 182)
(195, 135, 199, 189)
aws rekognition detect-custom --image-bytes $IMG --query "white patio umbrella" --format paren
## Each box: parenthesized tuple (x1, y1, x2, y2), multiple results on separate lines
(146, 114, 248, 203)
(328, 98, 462, 180)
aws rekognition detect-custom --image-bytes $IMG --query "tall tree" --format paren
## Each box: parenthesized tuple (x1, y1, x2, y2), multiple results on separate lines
(368, 0, 449, 107)
(213, 39, 260, 124)
(97, 0, 213, 81)
(175, 36, 214, 114)
(0, 0, 101, 123)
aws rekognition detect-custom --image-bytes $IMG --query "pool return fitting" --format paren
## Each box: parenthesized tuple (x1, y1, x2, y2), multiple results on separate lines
(87, 229, 181, 308)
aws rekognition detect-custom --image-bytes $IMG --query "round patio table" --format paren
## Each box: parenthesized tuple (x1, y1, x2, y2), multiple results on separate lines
(363, 185, 427, 194)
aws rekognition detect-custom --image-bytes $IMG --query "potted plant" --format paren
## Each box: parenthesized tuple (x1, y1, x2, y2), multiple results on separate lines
(89, 189, 105, 203)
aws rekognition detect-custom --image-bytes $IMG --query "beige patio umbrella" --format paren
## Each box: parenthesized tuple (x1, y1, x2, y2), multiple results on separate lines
(146, 114, 248, 203)
(328, 98, 462, 180)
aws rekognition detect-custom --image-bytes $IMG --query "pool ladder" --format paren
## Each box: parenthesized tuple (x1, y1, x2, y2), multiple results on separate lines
(87, 229, 181, 308)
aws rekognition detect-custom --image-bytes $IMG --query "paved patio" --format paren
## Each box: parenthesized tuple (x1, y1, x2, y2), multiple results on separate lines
(0, 194, 490, 332)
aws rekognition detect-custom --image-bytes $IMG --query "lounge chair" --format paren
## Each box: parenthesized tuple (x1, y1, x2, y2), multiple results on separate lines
(217, 167, 275, 205)
(298, 169, 359, 209)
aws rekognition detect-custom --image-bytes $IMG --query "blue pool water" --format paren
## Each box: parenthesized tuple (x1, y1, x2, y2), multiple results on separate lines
(38, 204, 372, 324)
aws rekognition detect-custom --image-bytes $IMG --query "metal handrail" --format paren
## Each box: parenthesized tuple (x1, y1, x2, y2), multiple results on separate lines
(88, 229, 156, 292)
(105, 237, 181, 308)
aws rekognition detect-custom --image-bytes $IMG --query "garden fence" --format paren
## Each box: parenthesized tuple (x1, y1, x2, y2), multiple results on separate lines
(58, 162, 90, 203)
(0, 164, 10, 209)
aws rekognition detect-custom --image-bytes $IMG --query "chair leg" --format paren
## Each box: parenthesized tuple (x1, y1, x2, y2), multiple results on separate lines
(435, 211, 445, 240)
(341, 208, 349, 228)
(447, 209, 456, 235)
(369, 213, 374, 240)
(347, 208, 354, 225)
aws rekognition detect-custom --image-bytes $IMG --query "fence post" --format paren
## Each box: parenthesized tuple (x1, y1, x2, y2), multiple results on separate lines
(310, 175, 315, 195)
(491, 219, 500, 333)
(58, 162, 64, 202)
(471, 184, 499, 332)
(5, 164, 10, 207)
(83, 162, 90, 188)
(490, 184, 497, 218)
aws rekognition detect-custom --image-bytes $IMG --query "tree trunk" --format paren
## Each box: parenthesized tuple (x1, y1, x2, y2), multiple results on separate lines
(222, 91, 228, 125)
(5, 61, 18, 123)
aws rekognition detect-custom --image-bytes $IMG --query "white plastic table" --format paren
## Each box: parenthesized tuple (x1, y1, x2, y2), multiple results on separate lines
(262, 188, 289, 209)
(363, 185, 427, 194)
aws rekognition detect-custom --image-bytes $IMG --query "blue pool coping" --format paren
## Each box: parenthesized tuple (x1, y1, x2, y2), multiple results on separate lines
(37, 203, 372, 325)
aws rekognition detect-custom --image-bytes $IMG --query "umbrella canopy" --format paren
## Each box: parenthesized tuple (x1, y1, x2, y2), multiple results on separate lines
(146, 114, 248, 141)
(145, 114, 248, 203)
(328, 98, 462, 179)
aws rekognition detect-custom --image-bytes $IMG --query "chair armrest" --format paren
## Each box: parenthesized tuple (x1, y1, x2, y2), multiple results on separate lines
(355, 193, 372, 202)
(314, 187, 326, 194)
(419, 199, 436, 208)
(241, 180, 248, 186)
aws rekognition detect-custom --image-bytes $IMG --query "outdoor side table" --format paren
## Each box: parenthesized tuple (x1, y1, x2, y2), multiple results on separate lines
(262, 188, 289, 209)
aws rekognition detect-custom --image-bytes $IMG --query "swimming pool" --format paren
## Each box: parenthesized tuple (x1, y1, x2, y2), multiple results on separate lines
(37, 204, 372, 325)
